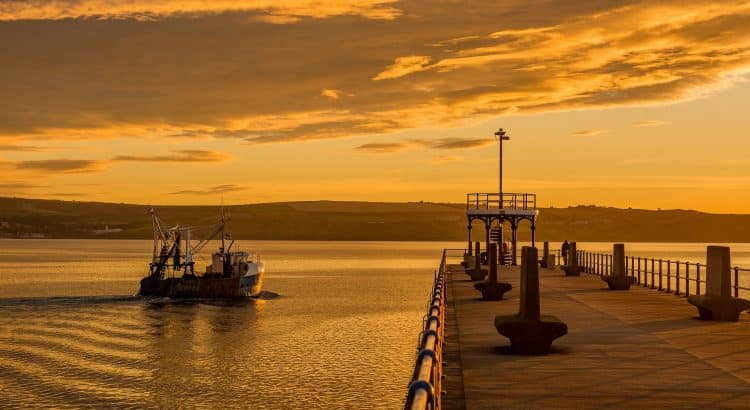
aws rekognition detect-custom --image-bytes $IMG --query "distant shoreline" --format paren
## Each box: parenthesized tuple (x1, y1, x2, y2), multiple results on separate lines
(2, 197, 750, 243)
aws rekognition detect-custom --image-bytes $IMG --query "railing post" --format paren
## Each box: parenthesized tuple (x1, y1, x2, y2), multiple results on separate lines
(675, 261, 680, 295)
(685, 262, 690, 297)
(650, 258, 655, 289)
(735, 267, 740, 298)
(585, 251, 589, 273)
(631, 256, 635, 280)
(666, 260, 670, 292)
(605, 254, 608, 275)
(696, 264, 701, 296)
(658, 259, 663, 291)
(591, 253, 599, 275)
(637, 257, 641, 285)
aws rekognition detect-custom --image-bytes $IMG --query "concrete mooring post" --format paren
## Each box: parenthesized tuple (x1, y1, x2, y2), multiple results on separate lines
(563, 241, 582, 276)
(495, 247, 568, 354)
(475, 243, 512, 300)
(601, 244, 636, 290)
(540, 241, 550, 268)
(688, 246, 750, 321)
(465, 241, 487, 281)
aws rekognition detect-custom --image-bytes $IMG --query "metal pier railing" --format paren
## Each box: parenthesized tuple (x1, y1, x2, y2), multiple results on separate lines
(573, 250, 750, 299)
(404, 248, 464, 410)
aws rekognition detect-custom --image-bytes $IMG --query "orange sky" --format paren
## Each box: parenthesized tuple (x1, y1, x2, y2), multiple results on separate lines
(1, 0, 749, 213)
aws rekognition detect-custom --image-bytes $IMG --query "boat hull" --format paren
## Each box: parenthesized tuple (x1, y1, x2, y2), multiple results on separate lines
(139, 272, 263, 299)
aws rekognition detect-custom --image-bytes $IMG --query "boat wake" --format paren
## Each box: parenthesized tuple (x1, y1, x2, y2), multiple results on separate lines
(253, 290, 280, 300)
(0, 295, 139, 307)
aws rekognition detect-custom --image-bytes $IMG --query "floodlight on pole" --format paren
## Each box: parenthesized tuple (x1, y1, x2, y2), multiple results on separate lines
(494, 128, 510, 209)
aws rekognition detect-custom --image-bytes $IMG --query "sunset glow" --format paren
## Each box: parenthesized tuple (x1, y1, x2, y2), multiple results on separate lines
(1, 0, 749, 212)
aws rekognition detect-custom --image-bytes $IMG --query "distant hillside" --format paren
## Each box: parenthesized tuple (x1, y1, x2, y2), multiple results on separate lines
(1, 197, 749, 242)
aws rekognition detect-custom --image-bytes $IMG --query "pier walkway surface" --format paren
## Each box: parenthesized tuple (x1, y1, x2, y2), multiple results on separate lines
(444, 263, 750, 409)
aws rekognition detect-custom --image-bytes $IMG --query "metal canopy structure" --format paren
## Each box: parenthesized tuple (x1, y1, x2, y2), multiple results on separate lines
(466, 129, 538, 265)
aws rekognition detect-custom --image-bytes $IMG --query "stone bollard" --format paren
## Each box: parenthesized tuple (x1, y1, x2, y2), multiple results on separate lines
(495, 247, 568, 354)
(601, 244, 636, 290)
(688, 246, 750, 321)
(540, 241, 550, 268)
(465, 241, 487, 281)
(474, 244, 512, 300)
(563, 242, 582, 276)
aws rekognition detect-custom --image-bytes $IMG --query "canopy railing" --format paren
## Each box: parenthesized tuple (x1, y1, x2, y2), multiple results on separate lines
(466, 193, 536, 210)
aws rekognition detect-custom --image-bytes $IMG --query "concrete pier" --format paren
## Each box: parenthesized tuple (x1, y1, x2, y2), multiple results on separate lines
(442, 260, 750, 408)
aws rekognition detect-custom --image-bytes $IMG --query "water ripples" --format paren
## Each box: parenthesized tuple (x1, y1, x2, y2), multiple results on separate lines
(0, 240, 443, 408)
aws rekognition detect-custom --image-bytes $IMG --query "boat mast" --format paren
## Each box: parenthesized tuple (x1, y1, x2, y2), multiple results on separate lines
(185, 228, 193, 273)
(150, 207, 159, 263)
(220, 205, 226, 254)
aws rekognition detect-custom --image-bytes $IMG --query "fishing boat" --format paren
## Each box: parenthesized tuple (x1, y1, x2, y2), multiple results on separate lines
(138, 207, 264, 299)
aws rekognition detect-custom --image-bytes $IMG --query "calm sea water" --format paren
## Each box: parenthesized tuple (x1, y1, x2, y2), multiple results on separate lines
(0, 240, 451, 409)
(1, 240, 749, 409)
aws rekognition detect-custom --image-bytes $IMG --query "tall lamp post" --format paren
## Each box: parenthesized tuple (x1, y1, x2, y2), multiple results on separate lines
(494, 128, 510, 208)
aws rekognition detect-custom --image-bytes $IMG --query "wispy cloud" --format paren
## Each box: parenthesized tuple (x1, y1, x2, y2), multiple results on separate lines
(428, 138, 493, 149)
(321, 89, 347, 100)
(355, 142, 413, 154)
(113, 150, 228, 163)
(10, 150, 229, 175)
(432, 155, 463, 163)
(0, 182, 47, 190)
(167, 184, 246, 196)
(42, 192, 87, 198)
(633, 120, 671, 128)
(571, 129, 608, 137)
(14, 159, 107, 174)
(373, 56, 432, 80)
(0, 1, 401, 22)
(355, 137, 493, 154)
(0, 144, 45, 152)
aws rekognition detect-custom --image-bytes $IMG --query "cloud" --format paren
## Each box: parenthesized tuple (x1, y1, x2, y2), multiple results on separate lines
(355, 137, 493, 154)
(0, 1, 401, 22)
(633, 120, 672, 127)
(112, 150, 228, 163)
(0, 182, 46, 190)
(321, 89, 346, 100)
(8, 150, 228, 175)
(428, 138, 493, 149)
(373, 56, 432, 80)
(0, 144, 44, 151)
(42, 192, 87, 197)
(571, 129, 608, 137)
(0, 1, 749, 147)
(355, 142, 413, 154)
(432, 155, 463, 163)
(167, 184, 246, 196)
(14, 159, 107, 174)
